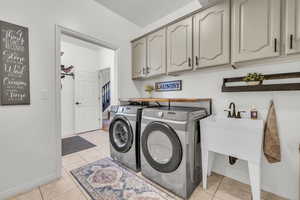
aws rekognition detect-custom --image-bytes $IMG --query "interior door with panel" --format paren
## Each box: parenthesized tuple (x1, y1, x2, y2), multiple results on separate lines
(286, 0, 300, 54)
(194, 0, 230, 68)
(75, 71, 100, 134)
(132, 38, 147, 79)
(231, 0, 281, 62)
(167, 17, 193, 73)
(147, 28, 166, 77)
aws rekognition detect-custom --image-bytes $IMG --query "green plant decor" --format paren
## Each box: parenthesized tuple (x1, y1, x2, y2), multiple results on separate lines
(144, 85, 154, 98)
(243, 73, 265, 83)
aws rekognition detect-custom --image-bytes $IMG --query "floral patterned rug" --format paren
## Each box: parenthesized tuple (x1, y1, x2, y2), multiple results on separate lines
(71, 158, 176, 200)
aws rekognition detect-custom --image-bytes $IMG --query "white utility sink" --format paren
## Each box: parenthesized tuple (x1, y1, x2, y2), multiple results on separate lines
(200, 116, 264, 200)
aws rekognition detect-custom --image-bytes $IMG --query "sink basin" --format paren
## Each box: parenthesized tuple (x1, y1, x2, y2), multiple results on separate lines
(200, 116, 264, 164)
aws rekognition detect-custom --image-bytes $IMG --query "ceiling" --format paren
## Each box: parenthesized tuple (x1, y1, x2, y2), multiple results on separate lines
(94, 0, 196, 27)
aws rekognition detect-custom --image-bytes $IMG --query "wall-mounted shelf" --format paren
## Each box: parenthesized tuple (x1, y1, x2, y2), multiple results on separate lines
(222, 72, 300, 92)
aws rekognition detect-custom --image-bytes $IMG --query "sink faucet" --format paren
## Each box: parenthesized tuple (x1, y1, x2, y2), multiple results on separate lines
(225, 102, 246, 118)
(229, 102, 237, 118)
(224, 102, 237, 118)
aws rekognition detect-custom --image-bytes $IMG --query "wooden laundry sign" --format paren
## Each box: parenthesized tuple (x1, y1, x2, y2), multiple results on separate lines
(0, 20, 30, 105)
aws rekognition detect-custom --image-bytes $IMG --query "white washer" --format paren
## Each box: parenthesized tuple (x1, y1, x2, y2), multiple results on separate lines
(140, 106, 208, 199)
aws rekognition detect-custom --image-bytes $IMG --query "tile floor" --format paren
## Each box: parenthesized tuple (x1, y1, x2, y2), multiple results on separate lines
(8, 130, 287, 200)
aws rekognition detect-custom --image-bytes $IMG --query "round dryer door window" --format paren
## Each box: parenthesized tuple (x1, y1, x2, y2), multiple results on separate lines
(109, 116, 133, 153)
(142, 121, 182, 173)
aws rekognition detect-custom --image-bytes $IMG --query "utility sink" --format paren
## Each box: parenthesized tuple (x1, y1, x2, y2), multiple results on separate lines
(201, 116, 264, 163)
(200, 116, 264, 200)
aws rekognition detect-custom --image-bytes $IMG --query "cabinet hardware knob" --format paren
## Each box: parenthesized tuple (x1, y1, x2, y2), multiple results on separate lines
(188, 58, 192, 67)
(195, 56, 199, 66)
(146, 67, 150, 74)
(290, 34, 294, 50)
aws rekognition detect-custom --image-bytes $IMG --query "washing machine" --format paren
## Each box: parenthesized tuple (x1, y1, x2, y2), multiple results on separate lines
(140, 106, 208, 199)
(109, 104, 146, 172)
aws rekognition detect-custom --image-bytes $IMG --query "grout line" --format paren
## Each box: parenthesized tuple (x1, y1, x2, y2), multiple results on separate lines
(38, 187, 45, 200)
(211, 175, 225, 199)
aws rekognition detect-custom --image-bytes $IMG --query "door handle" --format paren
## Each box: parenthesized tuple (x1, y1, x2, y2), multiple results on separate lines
(290, 34, 294, 50)
(75, 102, 81, 105)
(146, 67, 150, 74)
(274, 38, 278, 52)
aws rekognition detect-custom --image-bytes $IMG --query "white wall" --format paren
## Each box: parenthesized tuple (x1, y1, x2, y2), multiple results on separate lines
(0, 0, 140, 199)
(132, 2, 300, 199)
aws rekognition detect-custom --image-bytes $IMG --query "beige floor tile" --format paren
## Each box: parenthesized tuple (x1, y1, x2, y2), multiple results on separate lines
(63, 154, 87, 171)
(261, 191, 288, 200)
(8, 188, 42, 200)
(78, 147, 107, 163)
(189, 186, 213, 200)
(62, 153, 85, 166)
(200, 173, 224, 195)
(215, 177, 252, 200)
(51, 187, 87, 200)
(63, 160, 88, 172)
(40, 176, 77, 200)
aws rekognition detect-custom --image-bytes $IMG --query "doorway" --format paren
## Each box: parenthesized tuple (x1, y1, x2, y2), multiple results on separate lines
(99, 68, 111, 131)
(55, 25, 119, 176)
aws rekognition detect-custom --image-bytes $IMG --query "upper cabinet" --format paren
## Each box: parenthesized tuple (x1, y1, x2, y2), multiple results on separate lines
(286, 0, 300, 54)
(167, 17, 193, 73)
(193, 0, 230, 68)
(132, 0, 298, 80)
(132, 38, 147, 79)
(147, 28, 167, 77)
(231, 0, 281, 63)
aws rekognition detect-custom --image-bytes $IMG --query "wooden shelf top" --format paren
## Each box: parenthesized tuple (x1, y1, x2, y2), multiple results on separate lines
(119, 98, 212, 103)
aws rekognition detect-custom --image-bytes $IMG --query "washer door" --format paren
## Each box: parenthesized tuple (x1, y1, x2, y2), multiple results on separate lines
(109, 116, 134, 153)
(142, 121, 182, 173)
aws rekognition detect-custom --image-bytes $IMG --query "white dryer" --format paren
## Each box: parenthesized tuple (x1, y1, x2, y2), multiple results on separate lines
(140, 106, 208, 199)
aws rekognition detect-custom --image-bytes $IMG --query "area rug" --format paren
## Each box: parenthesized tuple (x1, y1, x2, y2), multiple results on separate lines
(71, 158, 176, 200)
(62, 136, 96, 156)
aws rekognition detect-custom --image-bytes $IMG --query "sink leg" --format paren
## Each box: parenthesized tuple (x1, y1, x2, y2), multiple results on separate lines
(208, 151, 215, 176)
(202, 149, 208, 190)
(248, 162, 261, 200)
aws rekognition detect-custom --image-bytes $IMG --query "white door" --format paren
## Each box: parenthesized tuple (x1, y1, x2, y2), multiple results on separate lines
(147, 28, 167, 77)
(231, 0, 281, 62)
(286, 0, 300, 54)
(132, 38, 147, 79)
(75, 71, 100, 134)
(194, 0, 230, 68)
(167, 17, 193, 73)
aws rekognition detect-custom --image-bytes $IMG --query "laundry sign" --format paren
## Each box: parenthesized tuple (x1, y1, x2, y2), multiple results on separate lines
(155, 80, 182, 92)
(0, 20, 30, 105)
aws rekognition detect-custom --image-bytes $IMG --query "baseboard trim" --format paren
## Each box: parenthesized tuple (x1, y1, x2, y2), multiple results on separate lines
(0, 172, 60, 200)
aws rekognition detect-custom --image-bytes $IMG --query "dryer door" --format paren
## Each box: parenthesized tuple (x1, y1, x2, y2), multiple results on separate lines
(142, 121, 182, 173)
(109, 116, 134, 153)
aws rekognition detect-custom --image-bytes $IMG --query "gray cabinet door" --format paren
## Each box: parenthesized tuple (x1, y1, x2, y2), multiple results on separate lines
(132, 38, 147, 79)
(231, 0, 281, 62)
(147, 28, 166, 77)
(167, 17, 193, 73)
(286, 0, 300, 54)
(194, 0, 230, 68)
